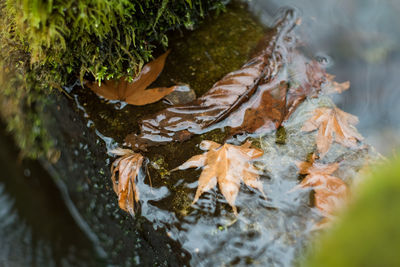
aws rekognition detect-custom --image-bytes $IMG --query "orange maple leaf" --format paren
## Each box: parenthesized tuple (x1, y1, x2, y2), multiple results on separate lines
(109, 148, 144, 216)
(173, 140, 264, 214)
(295, 156, 349, 217)
(88, 50, 176, 106)
(301, 107, 363, 157)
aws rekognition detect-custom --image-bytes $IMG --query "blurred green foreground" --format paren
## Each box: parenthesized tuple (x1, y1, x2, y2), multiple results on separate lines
(305, 157, 400, 267)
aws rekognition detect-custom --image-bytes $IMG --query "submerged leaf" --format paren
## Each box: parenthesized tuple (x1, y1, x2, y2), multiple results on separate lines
(229, 52, 326, 134)
(109, 148, 144, 216)
(301, 107, 363, 157)
(126, 10, 326, 150)
(88, 50, 175, 105)
(173, 140, 264, 214)
(295, 156, 349, 217)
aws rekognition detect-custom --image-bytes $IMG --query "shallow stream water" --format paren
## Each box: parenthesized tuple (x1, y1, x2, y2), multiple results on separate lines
(1, 0, 399, 266)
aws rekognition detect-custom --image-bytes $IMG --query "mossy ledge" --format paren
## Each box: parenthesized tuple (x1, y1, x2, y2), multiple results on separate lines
(0, 0, 227, 158)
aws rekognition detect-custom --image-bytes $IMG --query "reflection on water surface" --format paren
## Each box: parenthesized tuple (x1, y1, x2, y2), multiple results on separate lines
(0, 125, 99, 266)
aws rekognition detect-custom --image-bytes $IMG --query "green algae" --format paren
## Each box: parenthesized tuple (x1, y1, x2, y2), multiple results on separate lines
(154, 2, 266, 96)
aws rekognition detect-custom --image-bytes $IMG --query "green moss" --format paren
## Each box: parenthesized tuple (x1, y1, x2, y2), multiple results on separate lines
(0, 0, 227, 158)
(8, 0, 227, 82)
(303, 158, 400, 267)
(0, 5, 55, 157)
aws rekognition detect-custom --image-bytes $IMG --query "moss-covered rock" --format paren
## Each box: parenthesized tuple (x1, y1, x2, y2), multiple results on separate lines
(7, 0, 227, 81)
(0, 0, 227, 157)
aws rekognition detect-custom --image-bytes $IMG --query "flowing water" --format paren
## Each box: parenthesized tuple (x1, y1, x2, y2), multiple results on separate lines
(1, 0, 399, 266)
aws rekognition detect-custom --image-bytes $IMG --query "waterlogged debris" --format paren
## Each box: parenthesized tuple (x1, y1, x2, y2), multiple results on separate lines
(109, 148, 144, 216)
(172, 140, 264, 214)
(125, 9, 327, 150)
(294, 155, 349, 218)
(87, 51, 175, 106)
(301, 107, 363, 158)
(229, 53, 326, 135)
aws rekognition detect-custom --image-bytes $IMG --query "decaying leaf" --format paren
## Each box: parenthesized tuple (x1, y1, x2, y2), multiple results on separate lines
(126, 10, 326, 150)
(322, 74, 350, 94)
(295, 156, 349, 217)
(302, 107, 363, 158)
(172, 140, 264, 214)
(88, 50, 175, 105)
(228, 52, 326, 134)
(109, 148, 144, 216)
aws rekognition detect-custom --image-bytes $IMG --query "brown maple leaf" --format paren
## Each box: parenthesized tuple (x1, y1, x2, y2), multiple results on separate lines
(87, 50, 176, 106)
(109, 148, 144, 216)
(172, 140, 264, 214)
(302, 107, 363, 158)
(295, 156, 349, 217)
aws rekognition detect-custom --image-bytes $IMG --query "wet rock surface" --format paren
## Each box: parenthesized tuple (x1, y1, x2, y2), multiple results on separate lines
(33, 3, 265, 265)
(41, 92, 190, 266)
(29, 2, 380, 266)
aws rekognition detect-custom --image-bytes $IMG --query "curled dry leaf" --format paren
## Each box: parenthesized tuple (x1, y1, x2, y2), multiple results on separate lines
(109, 148, 144, 216)
(126, 9, 326, 150)
(172, 140, 264, 214)
(88, 50, 176, 106)
(302, 107, 363, 158)
(295, 156, 349, 217)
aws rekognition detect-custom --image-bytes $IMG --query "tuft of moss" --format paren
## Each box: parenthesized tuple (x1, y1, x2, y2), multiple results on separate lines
(7, 0, 227, 82)
(0, 0, 227, 158)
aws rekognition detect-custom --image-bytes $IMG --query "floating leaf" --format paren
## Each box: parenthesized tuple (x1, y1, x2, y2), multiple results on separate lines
(88, 50, 175, 105)
(302, 107, 363, 158)
(172, 140, 264, 214)
(295, 156, 349, 217)
(109, 148, 144, 216)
